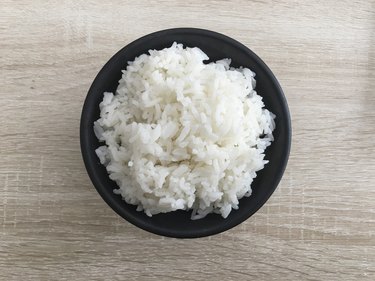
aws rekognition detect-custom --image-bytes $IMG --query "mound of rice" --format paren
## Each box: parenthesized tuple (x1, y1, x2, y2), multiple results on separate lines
(94, 42, 275, 219)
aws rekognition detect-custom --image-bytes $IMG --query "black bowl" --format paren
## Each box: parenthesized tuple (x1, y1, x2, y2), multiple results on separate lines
(80, 28, 291, 238)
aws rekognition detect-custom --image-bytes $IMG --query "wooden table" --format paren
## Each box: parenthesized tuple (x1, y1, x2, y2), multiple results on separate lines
(1, 1, 374, 280)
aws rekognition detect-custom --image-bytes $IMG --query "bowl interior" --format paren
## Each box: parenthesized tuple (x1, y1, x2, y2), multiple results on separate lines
(80, 28, 291, 238)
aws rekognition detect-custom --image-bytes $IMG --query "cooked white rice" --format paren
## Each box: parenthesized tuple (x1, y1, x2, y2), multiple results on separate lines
(94, 42, 275, 219)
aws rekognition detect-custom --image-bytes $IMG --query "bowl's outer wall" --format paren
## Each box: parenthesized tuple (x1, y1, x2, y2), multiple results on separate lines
(80, 28, 291, 238)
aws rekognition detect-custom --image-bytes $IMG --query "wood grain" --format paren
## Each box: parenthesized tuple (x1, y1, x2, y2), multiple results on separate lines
(1, 0, 374, 280)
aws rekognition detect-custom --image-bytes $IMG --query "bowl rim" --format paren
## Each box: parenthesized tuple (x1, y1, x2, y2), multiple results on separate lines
(80, 27, 292, 238)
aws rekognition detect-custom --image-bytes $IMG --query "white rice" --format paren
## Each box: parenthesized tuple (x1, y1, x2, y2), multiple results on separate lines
(94, 42, 275, 219)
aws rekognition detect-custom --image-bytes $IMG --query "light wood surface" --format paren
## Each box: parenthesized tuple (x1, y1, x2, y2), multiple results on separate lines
(1, 0, 374, 280)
